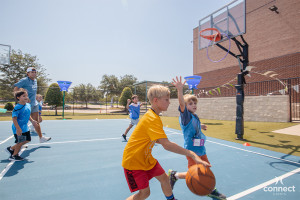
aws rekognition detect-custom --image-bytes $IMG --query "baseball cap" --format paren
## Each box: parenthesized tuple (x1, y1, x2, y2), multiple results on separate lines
(27, 67, 36, 73)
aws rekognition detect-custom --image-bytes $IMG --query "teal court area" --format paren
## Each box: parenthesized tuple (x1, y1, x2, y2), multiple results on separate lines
(0, 119, 299, 200)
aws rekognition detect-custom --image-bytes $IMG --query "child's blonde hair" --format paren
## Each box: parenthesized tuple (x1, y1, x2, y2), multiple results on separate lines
(147, 85, 170, 104)
(183, 94, 198, 104)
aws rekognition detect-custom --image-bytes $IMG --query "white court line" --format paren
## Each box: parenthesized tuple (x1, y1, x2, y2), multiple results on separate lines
(0, 147, 26, 181)
(165, 129, 300, 165)
(24, 132, 181, 146)
(0, 131, 180, 181)
(28, 137, 123, 146)
(207, 140, 300, 166)
(0, 135, 14, 145)
(227, 167, 300, 200)
(166, 129, 300, 199)
(0, 119, 129, 145)
(1, 127, 298, 187)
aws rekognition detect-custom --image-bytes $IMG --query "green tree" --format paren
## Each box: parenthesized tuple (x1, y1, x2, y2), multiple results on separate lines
(72, 83, 97, 108)
(4, 102, 14, 111)
(69, 88, 79, 105)
(99, 74, 119, 97)
(64, 90, 73, 103)
(135, 85, 147, 102)
(44, 83, 63, 116)
(119, 87, 132, 111)
(93, 89, 104, 103)
(73, 84, 86, 107)
(118, 75, 137, 93)
(0, 49, 50, 100)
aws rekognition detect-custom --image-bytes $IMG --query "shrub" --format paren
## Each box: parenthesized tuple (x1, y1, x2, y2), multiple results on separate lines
(4, 102, 14, 111)
(119, 87, 133, 110)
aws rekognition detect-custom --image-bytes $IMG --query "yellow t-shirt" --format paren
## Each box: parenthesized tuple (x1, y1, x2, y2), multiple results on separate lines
(122, 109, 168, 170)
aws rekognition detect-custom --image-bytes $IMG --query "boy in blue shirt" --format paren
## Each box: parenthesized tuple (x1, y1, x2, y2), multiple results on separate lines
(122, 95, 144, 142)
(169, 76, 226, 200)
(6, 89, 37, 161)
(14, 67, 51, 143)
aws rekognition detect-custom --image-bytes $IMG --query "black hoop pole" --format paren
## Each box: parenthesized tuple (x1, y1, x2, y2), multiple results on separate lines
(215, 36, 249, 140)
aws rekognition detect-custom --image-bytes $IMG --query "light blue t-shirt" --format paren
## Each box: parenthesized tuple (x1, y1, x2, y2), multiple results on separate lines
(12, 103, 31, 134)
(179, 106, 206, 156)
(129, 103, 141, 120)
(14, 77, 38, 107)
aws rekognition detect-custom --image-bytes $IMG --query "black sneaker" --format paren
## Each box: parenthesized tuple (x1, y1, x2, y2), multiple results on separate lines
(168, 169, 178, 189)
(122, 134, 127, 142)
(5, 146, 14, 156)
(9, 155, 24, 161)
(208, 188, 227, 200)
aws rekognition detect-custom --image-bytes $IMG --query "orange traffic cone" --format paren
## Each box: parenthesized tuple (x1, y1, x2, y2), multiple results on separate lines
(243, 142, 251, 146)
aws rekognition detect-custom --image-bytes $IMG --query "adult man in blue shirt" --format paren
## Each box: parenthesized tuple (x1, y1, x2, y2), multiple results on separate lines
(14, 67, 51, 143)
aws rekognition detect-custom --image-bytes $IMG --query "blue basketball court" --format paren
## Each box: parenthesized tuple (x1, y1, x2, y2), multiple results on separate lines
(0, 119, 299, 200)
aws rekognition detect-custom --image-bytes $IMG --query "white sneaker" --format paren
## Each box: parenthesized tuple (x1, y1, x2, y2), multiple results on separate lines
(39, 136, 51, 143)
(28, 124, 35, 132)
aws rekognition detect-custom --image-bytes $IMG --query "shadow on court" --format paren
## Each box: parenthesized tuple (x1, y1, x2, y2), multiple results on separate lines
(0, 120, 299, 200)
(1, 146, 51, 178)
(244, 138, 300, 158)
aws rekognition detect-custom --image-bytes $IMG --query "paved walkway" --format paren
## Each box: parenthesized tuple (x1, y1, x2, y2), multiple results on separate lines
(272, 123, 300, 136)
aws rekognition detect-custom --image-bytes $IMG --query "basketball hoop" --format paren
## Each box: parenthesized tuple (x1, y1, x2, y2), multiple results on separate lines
(199, 28, 231, 63)
(206, 32, 231, 63)
(199, 28, 222, 42)
(0, 44, 11, 66)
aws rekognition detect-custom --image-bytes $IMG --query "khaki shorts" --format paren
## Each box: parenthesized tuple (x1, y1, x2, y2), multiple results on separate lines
(130, 118, 139, 126)
(31, 104, 39, 113)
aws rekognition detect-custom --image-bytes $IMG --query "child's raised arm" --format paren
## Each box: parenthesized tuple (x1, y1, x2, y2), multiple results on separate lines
(126, 99, 131, 110)
(172, 76, 186, 113)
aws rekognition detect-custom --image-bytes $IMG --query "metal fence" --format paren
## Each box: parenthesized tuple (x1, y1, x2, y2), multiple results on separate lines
(0, 86, 146, 117)
(196, 77, 300, 122)
(1, 78, 299, 120)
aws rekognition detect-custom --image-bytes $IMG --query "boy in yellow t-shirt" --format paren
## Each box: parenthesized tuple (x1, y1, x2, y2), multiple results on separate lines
(122, 84, 211, 200)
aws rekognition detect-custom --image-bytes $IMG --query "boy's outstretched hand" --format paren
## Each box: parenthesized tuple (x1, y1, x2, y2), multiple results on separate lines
(172, 76, 186, 91)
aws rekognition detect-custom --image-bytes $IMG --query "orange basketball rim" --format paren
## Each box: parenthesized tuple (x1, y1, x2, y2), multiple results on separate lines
(199, 28, 222, 42)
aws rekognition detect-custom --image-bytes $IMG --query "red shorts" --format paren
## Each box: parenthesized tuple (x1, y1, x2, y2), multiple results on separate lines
(123, 161, 165, 192)
(186, 154, 210, 168)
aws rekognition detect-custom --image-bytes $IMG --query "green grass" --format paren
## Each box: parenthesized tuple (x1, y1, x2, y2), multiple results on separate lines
(0, 111, 129, 121)
(161, 117, 300, 157)
(1, 112, 299, 156)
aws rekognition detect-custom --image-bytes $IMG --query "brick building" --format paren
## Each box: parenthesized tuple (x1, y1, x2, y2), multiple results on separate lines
(193, 0, 300, 90)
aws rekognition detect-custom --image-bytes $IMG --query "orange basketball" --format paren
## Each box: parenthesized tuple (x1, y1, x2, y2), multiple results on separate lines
(185, 164, 216, 196)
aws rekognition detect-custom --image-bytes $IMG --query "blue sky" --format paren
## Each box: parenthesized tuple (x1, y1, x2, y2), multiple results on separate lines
(0, 0, 232, 87)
